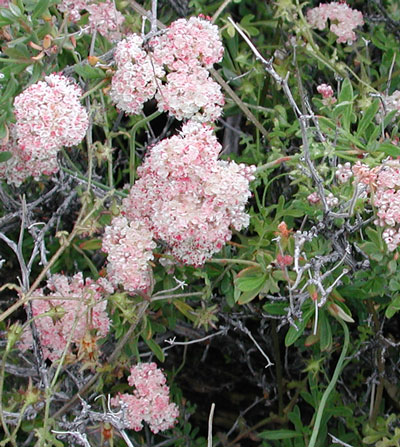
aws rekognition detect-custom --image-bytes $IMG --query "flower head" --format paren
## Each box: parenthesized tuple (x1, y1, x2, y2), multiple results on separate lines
(20, 273, 113, 362)
(111, 363, 179, 433)
(151, 16, 224, 71)
(307, 2, 364, 44)
(102, 216, 156, 293)
(87, 0, 125, 41)
(110, 34, 164, 115)
(13, 73, 88, 177)
(122, 121, 255, 266)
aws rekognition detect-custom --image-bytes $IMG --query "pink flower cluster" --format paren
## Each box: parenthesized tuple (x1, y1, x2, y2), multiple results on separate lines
(111, 363, 179, 433)
(110, 34, 165, 115)
(0, 125, 53, 186)
(122, 121, 255, 267)
(155, 65, 224, 122)
(151, 16, 224, 70)
(307, 2, 364, 44)
(57, 0, 89, 22)
(57, 0, 124, 38)
(102, 216, 156, 293)
(87, 0, 125, 41)
(317, 83, 337, 105)
(9, 74, 88, 183)
(353, 160, 400, 251)
(336, 162, 353, 183)
(110, 16, 224, 121)
(20, 273, 113, 362)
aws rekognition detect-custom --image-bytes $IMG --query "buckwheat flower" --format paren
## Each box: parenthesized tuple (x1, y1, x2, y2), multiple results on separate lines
(352, 161, 379, 186)
(87, 0, 125, 41)
(0, 124, 59, 186)
(102, 216, 156, 293)
(111, 363, 179, 433)
(20, 273, 113, 362)
(336, 162, 353, 183)
(57, 0, 89, 22)
(307, 2, 364, 44)
(151, 16, 224, 71)
(307, 191, 321, 204)
(317, 83, 337, 105)
(326, 192, 339, 208)
(122, 121, 255, 266)
(317, 83, 334, 98)
(110, 34, 165, 114)
(383, 227, 400, 252)
(156, 66, 224, 122)
(276, 254, 293, 268)
(14, 74, 88, 177)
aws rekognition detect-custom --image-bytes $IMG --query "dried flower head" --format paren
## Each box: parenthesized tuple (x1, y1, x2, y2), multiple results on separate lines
(20, 273, 113, 362)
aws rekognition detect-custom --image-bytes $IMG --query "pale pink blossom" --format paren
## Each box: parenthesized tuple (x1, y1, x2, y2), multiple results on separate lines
(317, 84, 334, 98)
(326, 192, 339, 208)
(307, 192, 321, 204)
(151, 16, 224, 71)
(352, 161, 379, 186)
(13, 74, 88, 177)
(57, 0, 89, 21)
(317, 83, 337, 105)
(352, 159, 400, 250)
(102, 216, 156, 293)
(307, 2, 364, 44)
(20, 273, 113, 362)
(336, 162, 353, 183)
(87, 0, 125, 41)
(0, 124, 58, 186)
(383, 227, 400, 251)
(110, 34, 165, 115)
(122, 121, 255, 266)
(111, 363, 179, 433)
(156, 66, 224, 122)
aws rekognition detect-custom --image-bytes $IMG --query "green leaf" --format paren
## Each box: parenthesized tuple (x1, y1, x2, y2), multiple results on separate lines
(285, 307, 314, 347)
(334, 78, 353, 131)
(0, 121, 8, 140)
(79, 239, 102, 251)
(236, 284, 264, 305)
(143, 337, 165, 362)
(235, 271, 267, 292)
(259, 429, 302, 440)
(356, 99, 380, 137)
(262, 302, 288, 315)
(32, 0, 50, 19)
(75, 64, 106, 80)
(0, 7, 19, 23)
(365, 227, 382, 248)
(319, 309, 332, 351)
(4, 44, 31, 60)
(8, 3, 22, 17)
(0, 151, 12, 163)
(288, 405, 303, 432)
(385, 294, 400, 319)
(376, 142, 400, 157)
(173, 299, 196, 322)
